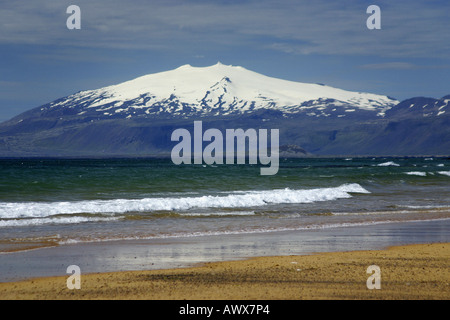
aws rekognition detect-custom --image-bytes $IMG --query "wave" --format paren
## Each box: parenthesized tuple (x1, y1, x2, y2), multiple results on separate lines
(180, 211, 256, 217)
(404, 171, 427, 176)
(0, 183, 370, 220)
(377, 161, 400, 167)
(332, 206, 450, 215)
(400, 205, 450, 209)
(402, 170, 450, 177)
(0, 216, 120, 227)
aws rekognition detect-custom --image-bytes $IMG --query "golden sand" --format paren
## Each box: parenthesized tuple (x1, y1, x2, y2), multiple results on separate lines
(1, 242, 449, 300)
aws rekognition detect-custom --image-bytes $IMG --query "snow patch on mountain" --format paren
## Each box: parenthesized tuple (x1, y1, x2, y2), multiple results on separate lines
(43, 62, 398, 118)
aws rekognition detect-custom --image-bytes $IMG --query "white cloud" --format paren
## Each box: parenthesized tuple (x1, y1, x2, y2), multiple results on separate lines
(359, 62, 418, 70)
(0, 0, 449, 58)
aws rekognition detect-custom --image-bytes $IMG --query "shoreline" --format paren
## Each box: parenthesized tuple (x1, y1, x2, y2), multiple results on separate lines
(0, 242, 449, 300)
(1, 216, 448, 255)
(0, 219, 449, 284)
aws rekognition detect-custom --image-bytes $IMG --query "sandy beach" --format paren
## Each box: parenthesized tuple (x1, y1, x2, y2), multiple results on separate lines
(1, 242, 448, 300)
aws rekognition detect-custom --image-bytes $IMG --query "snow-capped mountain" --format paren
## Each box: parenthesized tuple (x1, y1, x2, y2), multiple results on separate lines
(33, 62, 397, 120)
(1, 63, 448, 157)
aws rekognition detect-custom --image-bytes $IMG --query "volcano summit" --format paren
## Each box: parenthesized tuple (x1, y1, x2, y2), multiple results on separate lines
(0, 63, 448, 157)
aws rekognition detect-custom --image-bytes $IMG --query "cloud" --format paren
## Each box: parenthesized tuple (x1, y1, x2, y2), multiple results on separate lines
(359, 62, 450, 70)
(359, 62, 418, 70)
(0, 0, 449, 59)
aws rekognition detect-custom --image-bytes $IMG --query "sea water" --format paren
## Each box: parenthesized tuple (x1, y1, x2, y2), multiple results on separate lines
(0, 157, 449, 252)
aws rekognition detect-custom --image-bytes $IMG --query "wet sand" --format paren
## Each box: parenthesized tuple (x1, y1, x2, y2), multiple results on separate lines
(0, 242, 449, 300)
(0, 219, 449, 300)
(1, 219, 450, 283)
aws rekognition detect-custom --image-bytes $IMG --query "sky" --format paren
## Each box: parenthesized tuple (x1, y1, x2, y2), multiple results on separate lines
(0, 0, 449, 122)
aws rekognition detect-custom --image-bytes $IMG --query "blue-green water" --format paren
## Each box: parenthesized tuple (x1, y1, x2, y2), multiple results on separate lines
(0, 157, 449, 252)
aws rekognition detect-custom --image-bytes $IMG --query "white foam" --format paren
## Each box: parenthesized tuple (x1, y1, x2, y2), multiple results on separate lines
(181, 211, 256, 217)
(438, 171, 450, 176)
(332, 210, 410, 216)
(377, 161, 400, 167)
(405, 171, 427, 176)
(0, 183, 370, 219)
(0, 216, 120, 227)
(332, 205, 450, 215)
(401, 205, 450, 209)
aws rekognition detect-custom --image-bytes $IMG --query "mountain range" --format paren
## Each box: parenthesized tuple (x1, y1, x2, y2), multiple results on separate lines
(0, 62, 449, 157)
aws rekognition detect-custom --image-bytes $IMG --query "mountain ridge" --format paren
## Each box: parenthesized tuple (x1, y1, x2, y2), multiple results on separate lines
(6, 62, 397, 123)
(0, 63, 449, 157)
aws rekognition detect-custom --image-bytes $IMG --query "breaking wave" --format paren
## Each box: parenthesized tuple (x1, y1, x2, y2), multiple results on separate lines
(0, 183, 370, 221)
(377, 161, 400, 167)
(405, 171, 427, 176)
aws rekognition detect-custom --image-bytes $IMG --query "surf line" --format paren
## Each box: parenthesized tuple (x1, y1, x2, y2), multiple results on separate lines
(171, 121, 279, 175)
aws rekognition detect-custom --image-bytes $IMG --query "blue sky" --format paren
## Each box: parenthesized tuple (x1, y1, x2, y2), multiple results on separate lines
(0, 0, 449, 122)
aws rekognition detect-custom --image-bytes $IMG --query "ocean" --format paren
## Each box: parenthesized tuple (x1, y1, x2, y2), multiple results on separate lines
(1, 156, 449, 254)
